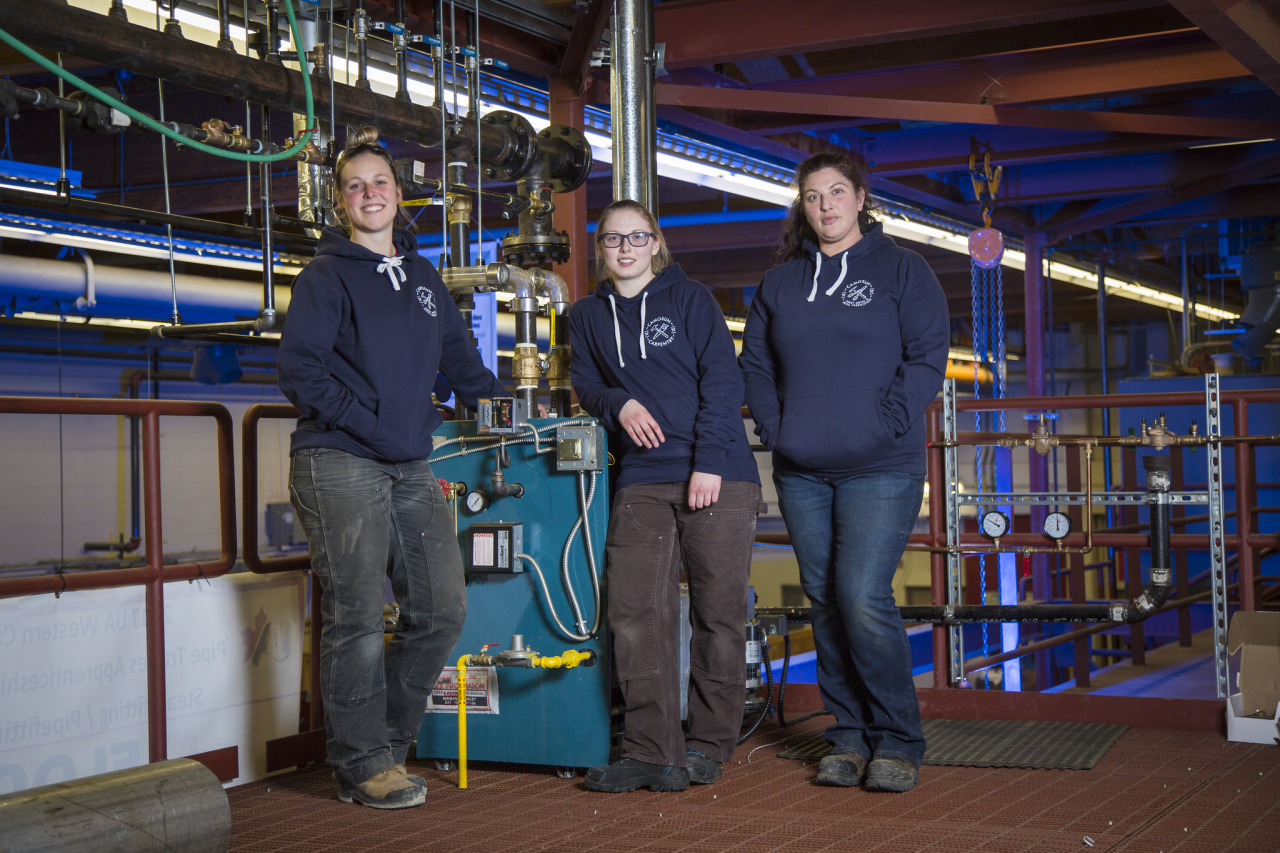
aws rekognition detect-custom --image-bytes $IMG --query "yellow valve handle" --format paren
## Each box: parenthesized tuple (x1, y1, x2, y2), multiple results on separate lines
(535, 649, 594, 669)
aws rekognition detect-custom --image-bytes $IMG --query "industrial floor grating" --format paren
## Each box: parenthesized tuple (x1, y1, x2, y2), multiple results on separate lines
(228, 721, 1280, 852)
(777, 720, 1130, 770)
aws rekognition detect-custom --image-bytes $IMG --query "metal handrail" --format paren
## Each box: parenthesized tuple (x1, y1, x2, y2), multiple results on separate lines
(0, 396, 237, 764)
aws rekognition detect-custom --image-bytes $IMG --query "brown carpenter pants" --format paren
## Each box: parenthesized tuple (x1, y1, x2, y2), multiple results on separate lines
(605, 480, 764, 767)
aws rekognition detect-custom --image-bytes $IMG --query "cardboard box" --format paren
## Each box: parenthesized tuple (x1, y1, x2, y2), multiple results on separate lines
(1225, 610, 1280, 745)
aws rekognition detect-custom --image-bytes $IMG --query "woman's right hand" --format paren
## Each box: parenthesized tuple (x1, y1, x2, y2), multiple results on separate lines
(619, 399, 665, 448)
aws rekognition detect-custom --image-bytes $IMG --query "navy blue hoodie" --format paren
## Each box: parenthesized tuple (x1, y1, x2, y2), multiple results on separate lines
(279, 227, 507, 462)
(569, 263, 759, 490)
(739, 224, 949, 477)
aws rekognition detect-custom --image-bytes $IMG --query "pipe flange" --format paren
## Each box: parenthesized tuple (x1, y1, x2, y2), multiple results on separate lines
(501, 230, 572, 265)
(537, 124, 594, 193)
(482, 111, 539, 183)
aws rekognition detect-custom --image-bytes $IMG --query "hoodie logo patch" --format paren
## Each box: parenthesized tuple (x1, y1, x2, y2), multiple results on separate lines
(841, 280, 874, 307)
(415, 286, 437, 317)
(644, 316, 677, 348)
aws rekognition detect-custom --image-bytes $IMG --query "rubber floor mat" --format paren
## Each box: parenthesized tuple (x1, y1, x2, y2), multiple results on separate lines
(777, 718, 1129, 770)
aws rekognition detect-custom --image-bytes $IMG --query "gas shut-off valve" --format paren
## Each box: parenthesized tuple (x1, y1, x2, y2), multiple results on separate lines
(466, 635, 596, 669)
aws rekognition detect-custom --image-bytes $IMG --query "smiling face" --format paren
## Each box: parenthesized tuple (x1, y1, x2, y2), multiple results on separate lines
(598, 207, 663, 294)
(336, 152, 402, 241)
(801, 166, 866, 255)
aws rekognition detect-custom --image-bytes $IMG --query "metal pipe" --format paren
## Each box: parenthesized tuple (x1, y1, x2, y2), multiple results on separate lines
(432, 0, 445, 111)
(611, 0, 656, 211)
(141, 409, 167, 761)
(393, 0, 410, 101)
(465, 7, 479, 119)
(293, 8, 328, 236)
(242, 403, 312, 574)
(0, 758, 230, 852)
(353, 0, 371, 90)
(216, 0, 233, 50)
(264, 0, 281, 64)
(513, 299, 539, 411)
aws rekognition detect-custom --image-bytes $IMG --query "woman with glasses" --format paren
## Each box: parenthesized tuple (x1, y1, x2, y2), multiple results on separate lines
(739, 152, 948, 793)
(569, 200, 762, 793)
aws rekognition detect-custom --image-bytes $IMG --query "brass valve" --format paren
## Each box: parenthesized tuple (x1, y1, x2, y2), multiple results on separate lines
(545, 345, 571, 389)
(201, 118, 253, 152)
(512, 343, 542, 385)
(446, 192, 472, 225)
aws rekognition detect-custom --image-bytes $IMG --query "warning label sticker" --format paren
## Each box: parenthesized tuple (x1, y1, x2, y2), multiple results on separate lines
(472, 532, 494, 568)
(425, 666, 500, 714)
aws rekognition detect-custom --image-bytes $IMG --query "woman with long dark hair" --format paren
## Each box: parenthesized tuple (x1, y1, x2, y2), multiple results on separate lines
(279, 127, 508, 809)
(739, 152, 949, 793)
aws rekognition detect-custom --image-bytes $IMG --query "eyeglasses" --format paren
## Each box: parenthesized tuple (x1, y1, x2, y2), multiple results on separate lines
(599, 231, 654, 249)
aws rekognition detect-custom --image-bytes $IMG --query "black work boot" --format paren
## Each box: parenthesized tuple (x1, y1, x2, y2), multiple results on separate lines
(685, 749, 723, 785)
(865, 757, 920, 793)
(814, 753, 867, 787)
(584, 758, 690, 793)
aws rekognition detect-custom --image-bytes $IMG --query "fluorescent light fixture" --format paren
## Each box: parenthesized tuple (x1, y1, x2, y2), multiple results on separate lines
(7, 311, 160, 330)
(1188, 138, 1273, 150)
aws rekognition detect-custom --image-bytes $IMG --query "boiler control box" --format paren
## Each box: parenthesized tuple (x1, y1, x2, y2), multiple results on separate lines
(465, 522, 523, 572)
(555, 423, 606, 472)
(477, 397, 529, 435)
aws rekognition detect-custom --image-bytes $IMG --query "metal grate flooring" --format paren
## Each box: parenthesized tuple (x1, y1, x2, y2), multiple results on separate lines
(228, 721, 1280, 852)
(778, 720, 1130, 770)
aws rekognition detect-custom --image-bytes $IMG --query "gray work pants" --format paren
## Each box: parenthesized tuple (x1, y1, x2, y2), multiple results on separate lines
(290, 447, 466, 785)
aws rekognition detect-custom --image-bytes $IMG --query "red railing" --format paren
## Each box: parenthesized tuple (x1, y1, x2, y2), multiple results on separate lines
(0, 397, 236, 763)
(922, 387, 1280, 688)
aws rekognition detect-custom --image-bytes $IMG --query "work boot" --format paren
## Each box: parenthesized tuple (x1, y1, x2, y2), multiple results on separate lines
(814, 753, 867, 787)
(584, 758, 689, 793)
(395, 764, 427, 787)
(685, 749, 723, 785)
(865, 757, 920, 793)
(336, 768, 425, 809)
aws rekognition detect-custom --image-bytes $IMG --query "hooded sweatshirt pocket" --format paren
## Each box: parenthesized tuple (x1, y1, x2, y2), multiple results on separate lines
(368, 394, 429, 461)
(777, 389, 895, 471)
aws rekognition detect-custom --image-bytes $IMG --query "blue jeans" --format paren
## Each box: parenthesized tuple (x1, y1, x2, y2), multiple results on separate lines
(773, 468, 926, 765)
(290, 448, 466, 785)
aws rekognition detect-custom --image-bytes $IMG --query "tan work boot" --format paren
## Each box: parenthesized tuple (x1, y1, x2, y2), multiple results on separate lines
(395, 764, 428, 786)
(337, 768, 425, 809)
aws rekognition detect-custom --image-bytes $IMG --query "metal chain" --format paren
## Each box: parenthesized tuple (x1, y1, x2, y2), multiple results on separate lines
(971, 258, 989, 674)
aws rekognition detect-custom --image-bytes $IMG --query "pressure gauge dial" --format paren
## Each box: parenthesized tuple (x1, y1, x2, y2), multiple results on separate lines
(1043, 511, 1072, 541)
(980, 510, 1011, 539)
(465, 491, 489, 513)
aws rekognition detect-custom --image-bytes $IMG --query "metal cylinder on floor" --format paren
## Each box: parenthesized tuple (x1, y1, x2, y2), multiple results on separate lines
(0, 758, 230, 853)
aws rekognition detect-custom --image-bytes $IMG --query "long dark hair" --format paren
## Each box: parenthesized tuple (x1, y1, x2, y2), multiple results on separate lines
(773, 152, 876, 265)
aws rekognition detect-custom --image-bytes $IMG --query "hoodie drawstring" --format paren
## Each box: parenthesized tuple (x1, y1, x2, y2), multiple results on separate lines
(639, 291, 648, 360)
(806, 249, 850, 301)
(607, 294, 626, 369)
(377, 255, 406, 291)
(824, 251, 849, 296)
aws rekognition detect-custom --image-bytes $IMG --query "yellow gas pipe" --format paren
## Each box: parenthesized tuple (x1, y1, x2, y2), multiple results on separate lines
(455, 648, 595, 789)
(456, 654, 470, 789)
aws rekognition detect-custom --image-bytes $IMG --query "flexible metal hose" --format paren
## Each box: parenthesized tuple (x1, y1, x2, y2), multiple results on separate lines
(519, 552, 590, 642)
(559, 472, 600, 637)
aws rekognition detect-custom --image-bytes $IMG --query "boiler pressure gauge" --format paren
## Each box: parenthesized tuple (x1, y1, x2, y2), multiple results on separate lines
(1043, 511, 1072, 541)
(980, 510, 1010, 539)
(465, 491, 489, 513)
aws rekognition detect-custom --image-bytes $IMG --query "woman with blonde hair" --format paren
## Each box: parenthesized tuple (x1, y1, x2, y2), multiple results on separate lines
(279, 127, 508, 809)
(570, 199, 762, 793)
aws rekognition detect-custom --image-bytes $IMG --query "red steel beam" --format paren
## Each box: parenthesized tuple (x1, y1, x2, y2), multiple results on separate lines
(654, 82, 1280, 139)
(655, 0, 1168, 69)
(1044, 145, 1280, 242)
(550, 75, 591, 302)
(242, 404, 309, 575)
(557, 0, 612, 86)
(1168, 0, 1280, 97)
(761, 34, 1249, 107)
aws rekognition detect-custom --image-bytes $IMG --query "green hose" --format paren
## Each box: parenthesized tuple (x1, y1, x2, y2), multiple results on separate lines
(0, 0, 315, 163)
